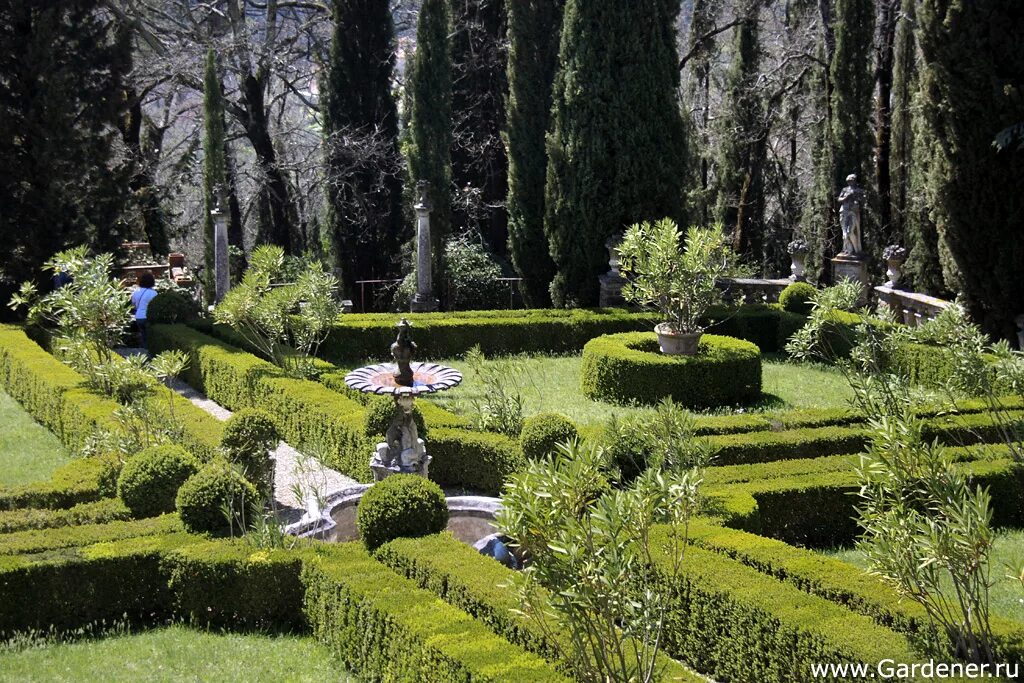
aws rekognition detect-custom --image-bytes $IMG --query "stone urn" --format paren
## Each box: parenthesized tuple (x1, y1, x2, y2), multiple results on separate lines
(787, 239, 809, 282)
(655, 323, 701, 356)
(883, 245, 908, 289)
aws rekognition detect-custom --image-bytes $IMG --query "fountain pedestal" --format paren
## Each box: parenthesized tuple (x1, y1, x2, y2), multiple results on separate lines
(344, 319, 462, 482)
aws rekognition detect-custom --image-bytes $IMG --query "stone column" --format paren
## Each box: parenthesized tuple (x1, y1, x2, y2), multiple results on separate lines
(211, 196, 230, 304)
(411, 181, 439, 312)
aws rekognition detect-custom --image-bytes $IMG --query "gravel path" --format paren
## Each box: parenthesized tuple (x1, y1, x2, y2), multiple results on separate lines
(119, 348, 359, 525)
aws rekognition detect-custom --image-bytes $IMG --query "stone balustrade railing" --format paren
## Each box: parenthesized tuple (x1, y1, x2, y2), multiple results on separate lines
(874, 286, 951, 326)
(717, 277, 792, 305)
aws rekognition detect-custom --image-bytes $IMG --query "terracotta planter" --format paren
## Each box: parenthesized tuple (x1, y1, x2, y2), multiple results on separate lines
(655, 323, 702, 356)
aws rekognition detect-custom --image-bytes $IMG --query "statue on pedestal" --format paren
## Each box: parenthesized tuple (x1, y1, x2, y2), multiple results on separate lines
(838, 174, 865, 257)
(371, 392, 430, 481)
(391, 318, 416, 387)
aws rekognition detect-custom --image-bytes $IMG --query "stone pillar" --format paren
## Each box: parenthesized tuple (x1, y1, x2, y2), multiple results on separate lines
(411, 182, 439, 312)
(212, 198, 230, 304)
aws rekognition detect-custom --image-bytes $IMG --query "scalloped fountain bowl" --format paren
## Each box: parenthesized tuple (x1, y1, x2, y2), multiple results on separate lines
(344, 361, 462, 396)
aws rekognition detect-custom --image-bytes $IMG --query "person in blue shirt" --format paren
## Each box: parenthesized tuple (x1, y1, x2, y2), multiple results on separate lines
(131, 273, 159, 355)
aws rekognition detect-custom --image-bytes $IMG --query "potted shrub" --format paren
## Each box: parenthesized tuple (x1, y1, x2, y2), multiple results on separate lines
(787, 238, 809, 281)
(882, 244, 908, 289)
(618, 219, 734, 355)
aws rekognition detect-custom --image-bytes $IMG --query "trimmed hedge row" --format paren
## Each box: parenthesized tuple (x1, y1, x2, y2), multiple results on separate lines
(0, 324, 122, 451)
(318, 305, 805, 363)
(706, 457, 1024, 547)
(645, 527, 928, 683)
(581, 332, 762, 407)
(151, 324, 523, 494)
(0, 455, 121, 511)
(376, 533, 704, 682)
(303, 543, 569, 682)
(685, 519, 1024, 667)
(0, 497, 130, 534)
(0, 514, 183, 556)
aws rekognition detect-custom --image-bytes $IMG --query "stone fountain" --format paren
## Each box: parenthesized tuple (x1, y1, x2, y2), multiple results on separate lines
(344, 318, 462, 481)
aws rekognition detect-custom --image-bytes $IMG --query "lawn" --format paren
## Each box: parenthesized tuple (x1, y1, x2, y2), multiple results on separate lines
(0, 625, 351, 682)
(823, 530, 1024, 624)
(426, 352, 856, 426)
(0, 388, 69, 487)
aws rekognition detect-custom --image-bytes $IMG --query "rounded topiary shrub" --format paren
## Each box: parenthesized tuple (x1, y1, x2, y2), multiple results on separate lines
(176, 460, 258, 535)
(221, 408, 278, 497)
(117, 445, 199, 518)
(356, 474, 448, 551)
(580, 332, 762, 408)
(778, 281, 817, 315)
(520, 413, 579, 460)
(363, 395, 426, 438)
(147, 289, 200, 324)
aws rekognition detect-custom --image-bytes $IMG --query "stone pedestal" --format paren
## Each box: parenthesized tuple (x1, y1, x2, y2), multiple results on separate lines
(411, 198, 439, 313)
(370, 443, 432, 482)
(599, 272, 626, 308)
(831, 254, 868, 292)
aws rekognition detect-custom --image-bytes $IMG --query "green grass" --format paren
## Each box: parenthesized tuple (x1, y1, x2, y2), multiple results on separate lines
(0, 625, 352, 682)
(426, 352, 856, 426)
(0, 388, 69, 487)
(823, 530, 1024, 624)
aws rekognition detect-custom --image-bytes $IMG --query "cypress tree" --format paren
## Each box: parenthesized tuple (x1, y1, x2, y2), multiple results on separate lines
(322, 0, 404, 295)
(505, 0, 564, 307)
(713, 3, 767, 266)
(0, 0, 131, 298)
(406, 0, 453, 265)
(544, 0, 688, 307)
(917, 0, 1024, 338)
(828, 0, 875, 254)
(449, 0, 508, 254)
(202, 49, 228, 305)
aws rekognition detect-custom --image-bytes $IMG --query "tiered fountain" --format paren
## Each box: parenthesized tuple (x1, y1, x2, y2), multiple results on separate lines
(286, 319, 505, 554)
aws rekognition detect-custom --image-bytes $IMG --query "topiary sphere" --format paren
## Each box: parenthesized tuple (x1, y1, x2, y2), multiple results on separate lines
(356, 475, 448, 551)
(221, 409, 278, 498)
(779, 281, 817, 315)
(117, 444, 199, 519)
(519, 412, 579, 460)
(176, 460, 258, 535)
(363, 395, 426, 438)
(147, 289, 200, 324)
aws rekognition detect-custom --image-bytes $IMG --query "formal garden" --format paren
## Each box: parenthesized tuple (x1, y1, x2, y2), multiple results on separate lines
(3, 0, 1023, 680)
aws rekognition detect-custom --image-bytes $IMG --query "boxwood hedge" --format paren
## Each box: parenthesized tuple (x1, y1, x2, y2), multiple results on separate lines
(581, 332, 762, 407)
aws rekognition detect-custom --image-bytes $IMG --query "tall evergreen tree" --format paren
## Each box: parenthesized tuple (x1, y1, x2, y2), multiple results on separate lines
(714, 3, 767, 266)
(202, 49, 229, 305)
(505, 0, 564, 307)
(686, 0, 721, 225)
(916, 0, 1024, 339)
(406, 0, 453, 268)
(873, 0, 899, 245)
(889, 0, 943, 295)
(322, 0, 404, 295)
(0, 0, 130, 300)
(544, 0, 688, 307)
(827, 0, 875, 257)
(449, 0, 509, 254)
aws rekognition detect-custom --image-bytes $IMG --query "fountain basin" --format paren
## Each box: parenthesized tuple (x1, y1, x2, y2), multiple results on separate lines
(286, 486, 504, 551)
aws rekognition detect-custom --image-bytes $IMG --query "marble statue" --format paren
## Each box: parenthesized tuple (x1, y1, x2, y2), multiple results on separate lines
(391, 318, 416, 387)
(372, 392, 429, 480)
(838, 174, 865, 256)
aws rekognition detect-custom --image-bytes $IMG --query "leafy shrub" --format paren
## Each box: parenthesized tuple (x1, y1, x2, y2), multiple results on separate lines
(118, 445, 199, 518)
(519, 413, 578, 460)
(220, 409, 278, 497)
(442, 237, 506, 311)
(356, 475, 448, 550)
(778, 282, 816, 315)
(147, 289, 200, 324)
(176, 461, 257, 535)
(363, 395, 426, 438)
(581, 332, 761, 407)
